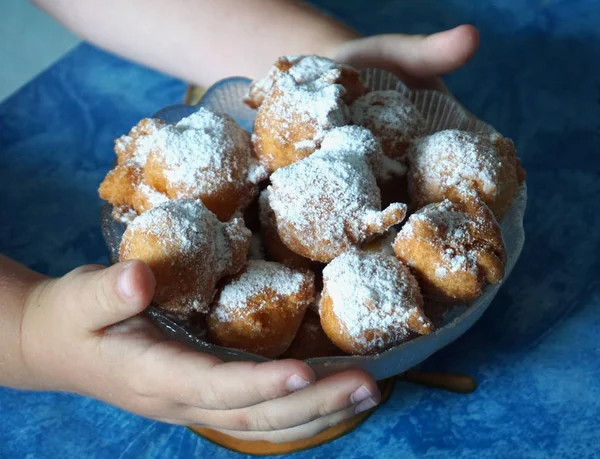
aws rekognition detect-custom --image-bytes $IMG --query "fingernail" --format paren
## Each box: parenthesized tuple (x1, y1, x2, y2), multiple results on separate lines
(286, 374, 311, 392)
(354, 397, 378, 414)
(350, 385, 372, 405)
(117, 263, 135, 298)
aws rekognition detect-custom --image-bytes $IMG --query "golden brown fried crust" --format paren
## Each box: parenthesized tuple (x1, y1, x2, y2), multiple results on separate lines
(120, 200, 250, 318)
(319, 251, 432, 356)
(281, 310, 345, 360)
(408, 131, 525, 221)
(258, 189, 314, 269)
(319, 275, 430, 356)
(244, 55, 366, 110)
(144, 129, 258, 222)
(98, 165, 141, 207)
(207, 262, 315, 358)
(394, 198, 506, 304)
(252, 86, 324, 172)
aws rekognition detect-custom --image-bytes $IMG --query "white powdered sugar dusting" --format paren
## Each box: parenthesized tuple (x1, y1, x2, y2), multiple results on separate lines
(214, 260, 309, 322)
(246, 55, 354, 106)
(318, 125, 383, 175)
(269, 147, 381, 256)
(115, 118, 164, 168)
(265, 72, 350, 145)
(401, 200, 483, 275)
(408, 130, 503, 196)
(323, 250, 422, 349)
(350, 90, 425, 159)
(152, 108, 263, 195)
(268, 126, 407, 260)
(136, 183, 169, 207)
(126, 199, 240, 275)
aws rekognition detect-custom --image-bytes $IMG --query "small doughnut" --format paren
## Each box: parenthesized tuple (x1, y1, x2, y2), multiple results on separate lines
(252, 71, 350, 172)
(207, 260, 315, 358)
(268, 127, 407, 262)
(120, 199, 251, 317)
(407, 129, 526, 219)
(281, 311, 345, 360)
(320, 250, 432, 355)
(258, 189, 313, 269)
(393, 198, 506, 304)
(244, 55, 366, 109)
(351, 90, 425, 161)
(145, 108, 268, 221)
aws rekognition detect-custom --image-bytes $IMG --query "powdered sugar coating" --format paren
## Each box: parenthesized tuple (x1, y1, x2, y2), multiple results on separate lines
(394, 198, 506, 303)
(351, 90, 425, 161)
(207, 260, 314, 357)
(147, 108, 267, 197)
(252, 71, 351, 171)
(244, 55, 362, 109)
(268, 133, 407, 262)
(321, 250, 431, 354)
(120, 199, 251, 316)
(213, 260, 312, 323)
(407, 129, 524, 219)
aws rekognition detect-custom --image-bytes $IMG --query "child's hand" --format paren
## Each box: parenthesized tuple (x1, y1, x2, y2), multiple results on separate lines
(331, 25, 480, 92)
(20, 261, 380, 443)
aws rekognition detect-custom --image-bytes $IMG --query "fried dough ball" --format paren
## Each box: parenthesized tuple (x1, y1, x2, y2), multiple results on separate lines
(258, 189, 313, 270)
(320, 250, 432, 355)
(120, 199, 251, 318)
(268, 127, 407, 263)
(145, 108, 268, 221)
(350, 90, 425, 161)
(281, 311, 345, 360)
(244, 55, 366, 109)
(252, 71, 350, 172)
(407, 129, 526, 219)
(99, 118, 169, 223)
(393, 198, 506, 304)
(207, 260, 315, 358)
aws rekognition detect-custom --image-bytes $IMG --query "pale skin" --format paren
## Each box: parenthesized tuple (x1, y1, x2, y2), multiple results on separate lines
(0, 0, 479, 443)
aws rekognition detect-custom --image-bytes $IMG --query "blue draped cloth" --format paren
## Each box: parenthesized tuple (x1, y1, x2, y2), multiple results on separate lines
(1, 1, 599, 457)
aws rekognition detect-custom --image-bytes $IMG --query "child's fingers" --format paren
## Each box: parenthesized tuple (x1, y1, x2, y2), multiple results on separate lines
(138, 346, 316, 410)
(178, 369, 380, 432)
(211, 404, 361, 443)
(61, 260, 155, 331)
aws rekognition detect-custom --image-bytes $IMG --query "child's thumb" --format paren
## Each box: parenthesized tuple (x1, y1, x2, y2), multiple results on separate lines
(62, 260, 156, 331)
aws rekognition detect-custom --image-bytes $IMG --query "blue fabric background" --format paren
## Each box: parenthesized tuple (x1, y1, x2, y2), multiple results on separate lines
(1, 0, 599, 457)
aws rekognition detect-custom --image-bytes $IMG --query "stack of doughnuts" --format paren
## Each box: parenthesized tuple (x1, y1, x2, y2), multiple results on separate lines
(99, 55, 525, 358)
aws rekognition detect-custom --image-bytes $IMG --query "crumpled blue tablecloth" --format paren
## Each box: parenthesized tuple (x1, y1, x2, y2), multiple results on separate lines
(1, 1, 599, 458)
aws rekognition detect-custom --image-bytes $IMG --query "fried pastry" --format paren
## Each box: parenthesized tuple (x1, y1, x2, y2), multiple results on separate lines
(407, 129, 526, 219)
(351, 90, 425, 161)
(252, 71, 350, 172)
(244, 55, 366, 109)
(320, 250, 432, 355)
(207, 260, 315, 358)
(120, 199, 251, 317)
(268, 127, 407, 262)
(393, 198, 506, 304)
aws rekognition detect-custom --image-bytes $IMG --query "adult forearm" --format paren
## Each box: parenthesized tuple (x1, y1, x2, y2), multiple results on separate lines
(33, 0, 359, 87)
